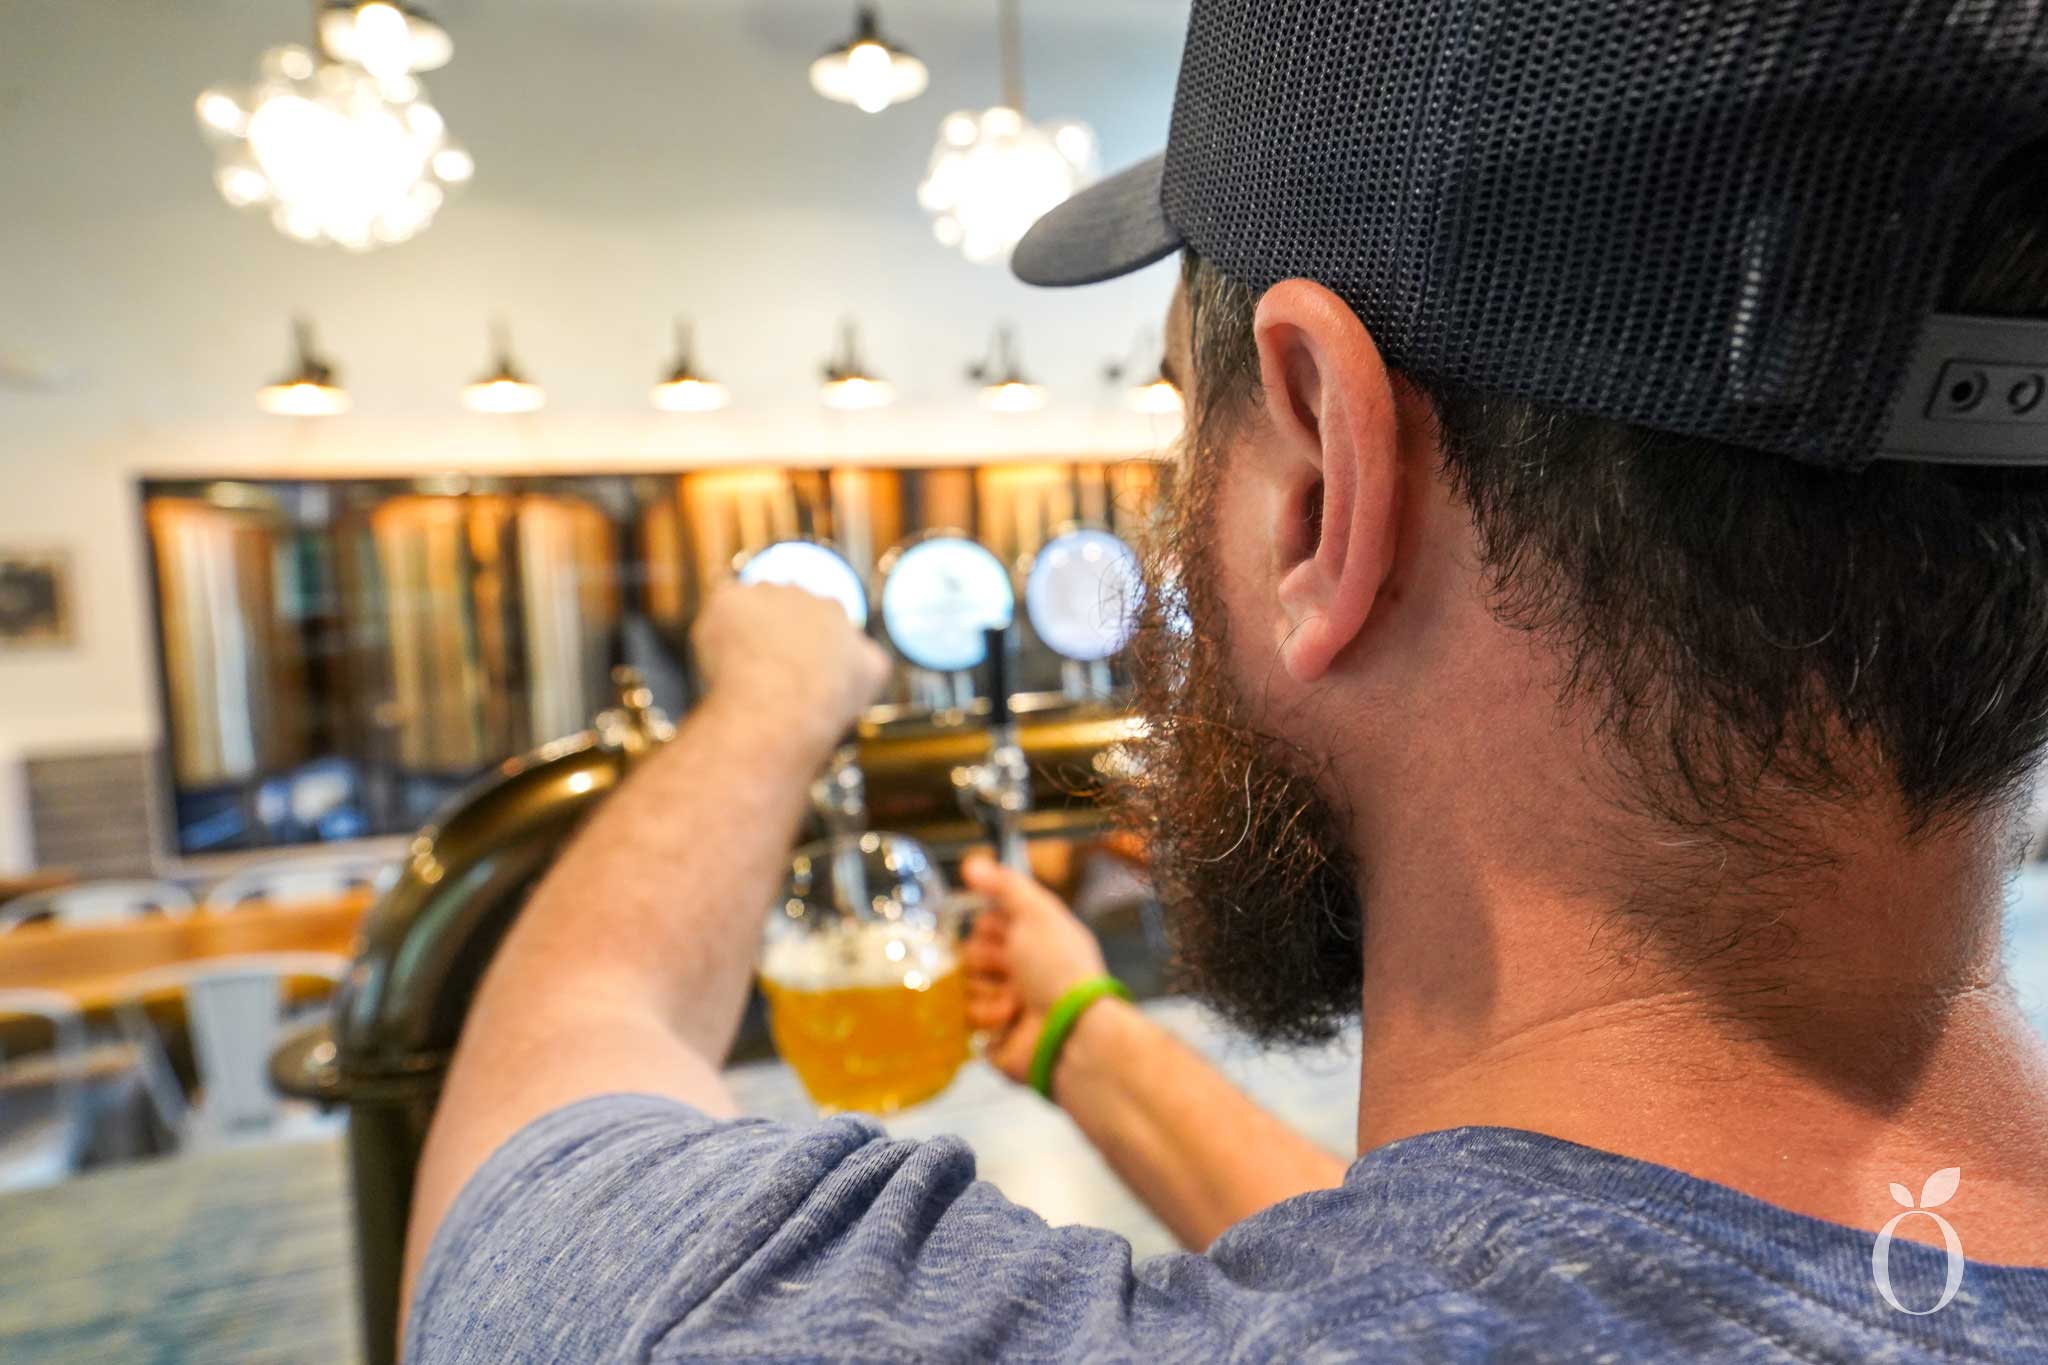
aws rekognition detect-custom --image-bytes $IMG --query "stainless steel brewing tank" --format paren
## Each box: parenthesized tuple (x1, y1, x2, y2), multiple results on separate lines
(362, 489, 620, 776)
(144, 492, 312, 787)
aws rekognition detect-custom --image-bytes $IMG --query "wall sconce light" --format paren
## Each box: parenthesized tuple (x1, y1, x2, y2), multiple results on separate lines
(650, 320, 732, 413)
(821, 320, 896, 410)
(257, 317, 350, 416)
(1106, 327, 1183, 415)
(461, 321, 546, 413)
(971, 325, 1049, 413)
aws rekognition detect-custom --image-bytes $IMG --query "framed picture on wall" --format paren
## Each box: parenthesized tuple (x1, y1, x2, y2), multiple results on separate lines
(0, 549, 73, 648)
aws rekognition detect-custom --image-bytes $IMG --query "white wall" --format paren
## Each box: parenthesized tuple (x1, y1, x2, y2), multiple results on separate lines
(0, 0, 1192, 855)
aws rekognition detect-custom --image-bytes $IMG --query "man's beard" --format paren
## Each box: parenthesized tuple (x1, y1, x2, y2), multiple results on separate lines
(1120, 454, 1365, 1046)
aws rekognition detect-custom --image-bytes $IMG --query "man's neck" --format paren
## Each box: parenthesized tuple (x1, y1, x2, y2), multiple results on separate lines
(1349, 787, 2048, 1263)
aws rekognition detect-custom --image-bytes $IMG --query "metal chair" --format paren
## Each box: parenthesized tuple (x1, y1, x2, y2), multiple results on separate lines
(0, 879, 195, 932)
(0, 989, 91, 1190)
(115, 952, 347, 1151)
(201, 857, 393, 913)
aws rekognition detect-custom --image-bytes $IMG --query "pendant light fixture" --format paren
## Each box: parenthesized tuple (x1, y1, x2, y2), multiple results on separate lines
(318, 2, 453, 85)
(1105, 327, 1183, 416)
(462, 322, 546, 414)
(971, 325, 1049, 413)
(810, 4, 929, 114)
(194, 3, 468, 252)
(1122, 373, 1184, 415)
(919, 0, 1098, 265)
(651, 320, 732, 413)
(820, 321, 896, 410)
(257, 317, 350, 416)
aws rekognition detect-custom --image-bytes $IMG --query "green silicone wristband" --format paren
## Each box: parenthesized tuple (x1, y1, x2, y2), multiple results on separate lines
(1028, 975, 1131, 1099)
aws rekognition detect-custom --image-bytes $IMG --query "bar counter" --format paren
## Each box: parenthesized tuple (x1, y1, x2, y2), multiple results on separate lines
(0, 1000, 1359, 1362)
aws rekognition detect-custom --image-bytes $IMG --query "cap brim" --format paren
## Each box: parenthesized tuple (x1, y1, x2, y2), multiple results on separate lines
(1012, 153, 1182, 288)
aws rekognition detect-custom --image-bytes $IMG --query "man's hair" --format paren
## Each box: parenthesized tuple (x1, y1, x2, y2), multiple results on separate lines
(1184, 140, 2048, 845)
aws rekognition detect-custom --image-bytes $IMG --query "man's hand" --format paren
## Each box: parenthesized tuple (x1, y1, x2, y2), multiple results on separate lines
(692, 582, 891, 747)
(957, 850, 1348, 1250)
(961, 852, 1111, 1084)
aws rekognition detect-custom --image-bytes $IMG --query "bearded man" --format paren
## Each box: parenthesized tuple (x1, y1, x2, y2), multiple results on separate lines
(403, 2, 2048, 1359)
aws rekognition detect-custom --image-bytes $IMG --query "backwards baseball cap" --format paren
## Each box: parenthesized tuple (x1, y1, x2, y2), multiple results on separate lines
(1014, 1, 2048, 470)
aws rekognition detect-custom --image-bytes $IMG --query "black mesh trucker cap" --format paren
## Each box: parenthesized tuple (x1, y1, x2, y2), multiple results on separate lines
(1013, 1, 2048, 471)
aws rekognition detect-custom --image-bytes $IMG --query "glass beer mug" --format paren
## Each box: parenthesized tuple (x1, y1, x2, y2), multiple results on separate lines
(759, 832, 973, 1114)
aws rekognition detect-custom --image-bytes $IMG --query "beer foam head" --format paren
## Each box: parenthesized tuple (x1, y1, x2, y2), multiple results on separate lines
(761, 919, 958, 992)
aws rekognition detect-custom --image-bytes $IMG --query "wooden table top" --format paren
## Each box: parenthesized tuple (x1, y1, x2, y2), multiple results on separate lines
(0, 871, 77, 905)
(0, 893, 373, 1015)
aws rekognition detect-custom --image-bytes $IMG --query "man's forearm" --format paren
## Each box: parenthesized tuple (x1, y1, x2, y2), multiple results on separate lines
(477, 693, 837, 1059)
(403, 692, 839, 1308)
(1052, 997, 1350, 1249)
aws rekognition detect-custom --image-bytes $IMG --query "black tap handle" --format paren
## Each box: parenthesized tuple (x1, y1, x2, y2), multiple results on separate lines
(983, 625, 1013, 727)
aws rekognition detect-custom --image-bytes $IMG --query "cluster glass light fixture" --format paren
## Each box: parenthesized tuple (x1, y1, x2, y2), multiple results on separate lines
(809, 4, 928, 114)
(257, 318, 349, 416)
(462, 323, 546, 414)
(820, 321, 896, 411)
(970, 326, 1049, 413)
(195, 7, 469, 252)
(919, 0, 1097, 265)
(651, 320, 732, 413)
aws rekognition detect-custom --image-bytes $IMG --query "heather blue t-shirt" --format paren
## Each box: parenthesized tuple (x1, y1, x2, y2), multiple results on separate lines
(410, 1094, 2048, 1362)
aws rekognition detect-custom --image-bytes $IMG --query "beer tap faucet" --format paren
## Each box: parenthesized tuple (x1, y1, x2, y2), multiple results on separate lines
(812, 727, 872, 918)
(957, 625, 1032, 872)
(812, 728, 868, 836)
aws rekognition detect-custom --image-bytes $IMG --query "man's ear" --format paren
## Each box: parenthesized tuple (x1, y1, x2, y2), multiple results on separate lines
(1252, 280, 1404, 684)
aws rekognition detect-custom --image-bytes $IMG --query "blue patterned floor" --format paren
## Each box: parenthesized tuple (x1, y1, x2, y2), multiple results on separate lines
(0, 1134, 361, 1361)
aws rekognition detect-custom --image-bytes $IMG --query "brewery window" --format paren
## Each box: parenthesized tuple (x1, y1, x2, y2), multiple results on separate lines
(138, 461, 1165, 857)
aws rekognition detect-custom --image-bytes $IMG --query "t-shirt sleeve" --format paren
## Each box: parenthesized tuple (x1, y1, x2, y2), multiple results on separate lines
(406, 1093, 1215, 1363)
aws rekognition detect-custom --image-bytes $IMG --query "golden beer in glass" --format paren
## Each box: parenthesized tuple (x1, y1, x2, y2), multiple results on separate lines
(760, 834, 972, 1114)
